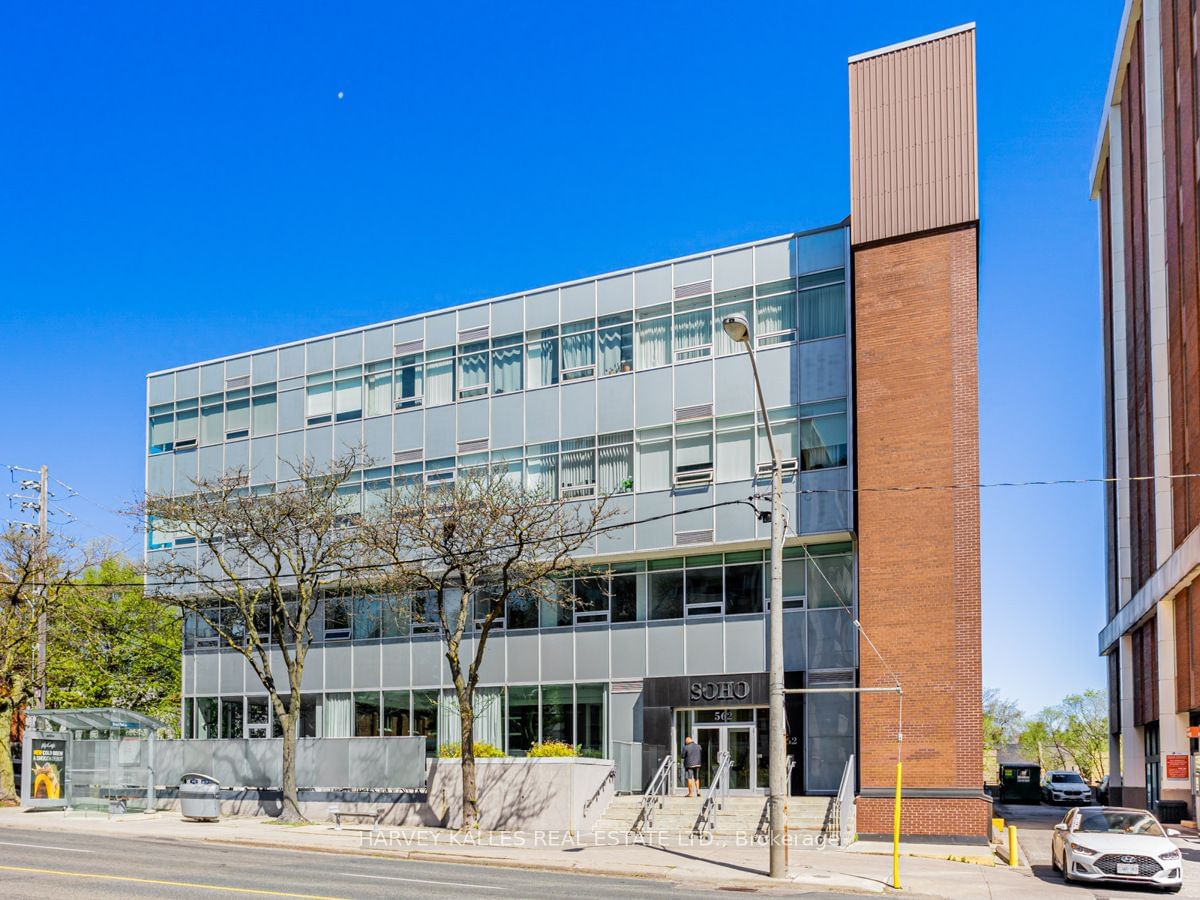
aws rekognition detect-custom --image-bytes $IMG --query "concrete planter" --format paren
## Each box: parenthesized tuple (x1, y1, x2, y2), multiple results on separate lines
(427, 757, 616, 833)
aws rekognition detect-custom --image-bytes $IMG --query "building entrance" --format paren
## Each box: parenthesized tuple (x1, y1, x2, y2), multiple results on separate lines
(674, 707, 768, 794)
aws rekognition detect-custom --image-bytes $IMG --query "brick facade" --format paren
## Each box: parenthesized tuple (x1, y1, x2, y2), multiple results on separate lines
(852, 224, 987, 838)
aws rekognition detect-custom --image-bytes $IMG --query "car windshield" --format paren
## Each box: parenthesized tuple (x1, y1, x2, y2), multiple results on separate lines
(1074, 810, 1165, 836)
(1051, 773, 1084, 784)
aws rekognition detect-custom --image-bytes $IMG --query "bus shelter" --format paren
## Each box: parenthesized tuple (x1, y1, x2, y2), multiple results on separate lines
(20, 707, 166, 815)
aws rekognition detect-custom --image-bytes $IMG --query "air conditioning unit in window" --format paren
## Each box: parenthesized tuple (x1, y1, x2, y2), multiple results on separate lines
(674, 467, 714, 487)
(755, 459, 798, 478)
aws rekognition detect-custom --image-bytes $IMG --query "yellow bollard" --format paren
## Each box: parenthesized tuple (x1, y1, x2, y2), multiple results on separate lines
(1007, 824, 1019, 867)
(892, 761, 902, 889)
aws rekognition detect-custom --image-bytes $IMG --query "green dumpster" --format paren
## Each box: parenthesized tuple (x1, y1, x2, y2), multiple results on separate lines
(999, 764, 1041, 804)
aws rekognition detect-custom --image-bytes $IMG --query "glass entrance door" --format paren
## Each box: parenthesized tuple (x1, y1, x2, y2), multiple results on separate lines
(693, 724, 758, 793)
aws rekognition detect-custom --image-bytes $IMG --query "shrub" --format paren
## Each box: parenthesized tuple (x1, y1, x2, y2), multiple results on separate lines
(438, 741, 505, 759)
(527, 741, 578, 758)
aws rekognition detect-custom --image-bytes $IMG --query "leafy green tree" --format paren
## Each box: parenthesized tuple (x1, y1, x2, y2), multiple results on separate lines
(1017, 689, 1108, 781)
(983, 688, 1023, 779)
(47, 556, 181, 732)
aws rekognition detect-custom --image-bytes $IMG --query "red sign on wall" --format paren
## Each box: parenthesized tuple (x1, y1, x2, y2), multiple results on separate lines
(1166, 754, 1190, 780)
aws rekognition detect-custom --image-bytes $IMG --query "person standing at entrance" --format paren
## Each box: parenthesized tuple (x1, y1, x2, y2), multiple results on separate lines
(683, 735, 702, 797)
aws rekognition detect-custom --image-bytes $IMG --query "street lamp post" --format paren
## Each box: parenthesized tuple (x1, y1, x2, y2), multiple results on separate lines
(722, 313, 787, 879)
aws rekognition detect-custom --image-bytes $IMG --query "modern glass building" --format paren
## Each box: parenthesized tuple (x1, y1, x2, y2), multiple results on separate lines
(146, 24, 986, 836)
(148, 225, 857, 794)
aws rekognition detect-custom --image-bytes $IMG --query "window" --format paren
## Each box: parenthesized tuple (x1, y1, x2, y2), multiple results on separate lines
(195, 698, 218, 739)
(225, 398, 250, 439)
(491, 334, 523, 394)
(507, 686, 539, 755)
(365, 361, 392, 416)
(561, 319, 596, 380)
(637, 427, 672, 492)
(507, 590, 539, 630)
(798, 283, 845, 341)
(541, 685, 572, 744)
(395, 355, 424, 408)
(175, 406, 198, 448)
(305, 374, 333, 425)
(610, 566, 641, 622)
(714, 293, 754, 356)
(425, 349, 455, 406)
(575, 684, 607, 757)
(806, 544, 853, 608)
(335, 368, 363, 421)
(561, 437, 596, 498)
(598, 431, 634, 494)
(527, 327, 559, 389)
(251, 395, 275, 436)
(382, 690, 410, 736)
(783, 554, 806, 609)
(685, 557, 723, 616)
(200, 399, 223, 445)
(457, 342, 489, 399)
(353, 596, 381, 640)
(598, 313, 633, 375)
(322, 693, 353, 737)
(324, 594, 352, 640)
(724, 560, 763, 615)
(526, 442, 559, 496)
(716, 415, 754, 482)
(220, 698, 244, 739)
(756, 285, 797, 346)
(149, 411, 173, 453)
(757, 410, 798, 468)
(574, 575, 609, 624)
(411, 590, 440, 633)
(491, 445, 524, 486)
(675, 422, 714, 485)
(673, 297, 712, 361)
(247, 696, 269, 739)
(413, 690, 438, 755)
(354, 691, 381, 737)
(648, 559, 684, 620)
(382, 595, 411, 637)
(799, 400, 848, 470)
(635, 305, 671, 369)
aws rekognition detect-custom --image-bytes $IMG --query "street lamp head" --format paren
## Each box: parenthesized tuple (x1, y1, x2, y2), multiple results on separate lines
(721, 313, 751, 344)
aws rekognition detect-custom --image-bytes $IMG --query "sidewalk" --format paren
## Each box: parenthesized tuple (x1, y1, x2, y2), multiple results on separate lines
(0, 806, 1077, 897)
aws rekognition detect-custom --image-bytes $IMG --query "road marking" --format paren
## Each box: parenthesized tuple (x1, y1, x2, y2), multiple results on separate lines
(0, 864, 348, 899)
(340, 871, 508, 891)
(0, 839, 94, 853)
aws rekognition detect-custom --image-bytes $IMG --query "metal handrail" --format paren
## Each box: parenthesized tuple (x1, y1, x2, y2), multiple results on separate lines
(831, 753, 856, 846)
(693, 751, 732, 836)
(786, 754, 795, 793)
(632, 754, 674, 834)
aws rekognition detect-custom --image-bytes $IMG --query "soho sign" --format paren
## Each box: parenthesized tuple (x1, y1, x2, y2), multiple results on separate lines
(689, 679, 751, 703)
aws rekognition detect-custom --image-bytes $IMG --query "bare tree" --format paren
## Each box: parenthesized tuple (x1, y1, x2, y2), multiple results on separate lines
(0, 527, 86, 802)
(360, 465, 614, 831)
(139, 454, 364, 822)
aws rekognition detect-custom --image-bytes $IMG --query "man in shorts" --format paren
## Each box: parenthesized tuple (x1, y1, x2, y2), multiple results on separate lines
(683, 735, 702, 797)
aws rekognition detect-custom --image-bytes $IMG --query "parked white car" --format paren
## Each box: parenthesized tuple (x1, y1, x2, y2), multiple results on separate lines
(1042, 770, 1093, 805)
(1051, 806, 1183, 892)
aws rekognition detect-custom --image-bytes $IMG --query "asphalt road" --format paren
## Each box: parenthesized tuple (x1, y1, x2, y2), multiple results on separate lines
(0, 824, 842, 899)
(996, 800, 1200, 897)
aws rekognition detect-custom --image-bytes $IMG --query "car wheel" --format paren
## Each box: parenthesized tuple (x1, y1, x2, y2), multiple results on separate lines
(1060, 850, 1072, 882)
(1051, 846, 1060, 872)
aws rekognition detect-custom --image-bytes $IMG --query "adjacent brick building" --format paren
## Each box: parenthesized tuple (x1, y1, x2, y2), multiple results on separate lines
(1095, 0, 1200, 815)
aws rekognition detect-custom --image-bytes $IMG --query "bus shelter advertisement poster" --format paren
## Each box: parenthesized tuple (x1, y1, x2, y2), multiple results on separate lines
(31, 738, 65, 800)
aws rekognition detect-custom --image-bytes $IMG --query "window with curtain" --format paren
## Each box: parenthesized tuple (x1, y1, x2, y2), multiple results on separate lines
(598, 431, 633, 493)
(395, 356, 424, 408)
(491, 335, 523, 394)
(201, 402, 223, 445)
(424, 350, 454, 406)
(673, 301, 712, 361)
(491, 446, 524, 485)
(225, 399, 250, 438)
(365, 363, 392, 416)
(322, 693, 353, 738)
(526, 444, 559, 497)
(561, 438, 596, 497)
(598, 314, 633, 375)
(334, 373, 362, 421)
(637, 431, 672, 492)
(175, 407, 198, 445)
(635, 305, 671, 369)
(527, 328, 559, 389)
(799, 401, 848, 470)
(717, 428, 753, 482)
(798, 283, 846, 341)
(251, 396, 275, 435)
(306, 377, 333, 424)
(757, 412, 798, 465)
(756, 292, 798, 346)
(561, 320, 595, 379)
(714, 300, 754, 355)
(457, 342, 489, 399)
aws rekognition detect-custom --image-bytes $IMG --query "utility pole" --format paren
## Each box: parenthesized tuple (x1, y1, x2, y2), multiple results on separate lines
(35, 465, 48, 708)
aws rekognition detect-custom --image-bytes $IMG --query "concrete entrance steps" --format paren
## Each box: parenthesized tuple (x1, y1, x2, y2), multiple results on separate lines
(592, 794, 835, 837)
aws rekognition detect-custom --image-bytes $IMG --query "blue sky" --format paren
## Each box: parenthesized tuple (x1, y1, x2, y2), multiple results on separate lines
(0, 2, 1122, 714)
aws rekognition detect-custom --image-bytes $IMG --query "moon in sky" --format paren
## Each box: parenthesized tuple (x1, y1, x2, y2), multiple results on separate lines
(337, 91, 344, 100)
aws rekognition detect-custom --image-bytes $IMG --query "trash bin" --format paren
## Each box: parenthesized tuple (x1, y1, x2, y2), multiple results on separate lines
(179, 773, 221, 821)
(1157, 800, 1187, 825)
